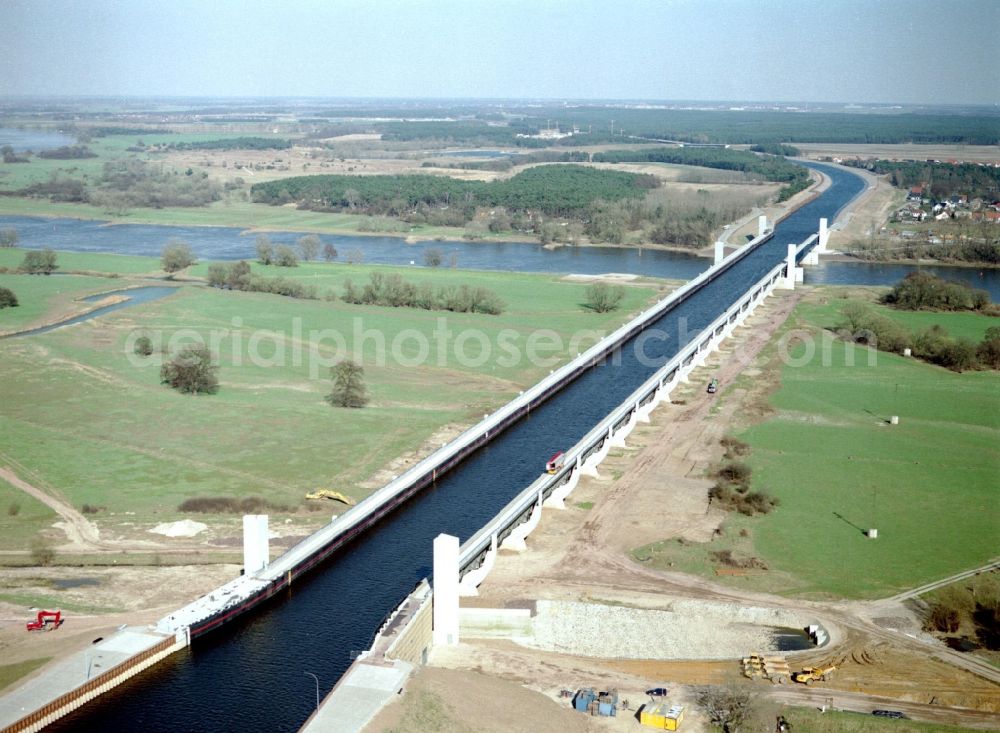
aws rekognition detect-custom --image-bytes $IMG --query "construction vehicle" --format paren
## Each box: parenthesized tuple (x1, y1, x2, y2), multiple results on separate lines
(304, 490, 356, 506)
(707, 377, 719, 394)
(26, 610, 62, 631)
(791, 665, 836, 684)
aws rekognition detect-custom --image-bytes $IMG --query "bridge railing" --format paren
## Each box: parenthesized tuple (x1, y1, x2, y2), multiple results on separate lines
(458, 255, 788, 573)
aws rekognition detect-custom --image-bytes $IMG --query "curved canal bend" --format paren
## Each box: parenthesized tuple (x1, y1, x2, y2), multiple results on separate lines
(48, 164, 865, 733)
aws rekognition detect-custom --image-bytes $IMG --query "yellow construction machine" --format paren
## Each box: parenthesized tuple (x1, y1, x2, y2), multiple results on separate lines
(791, 665, 836, 685)
(304, 489, 357, 506)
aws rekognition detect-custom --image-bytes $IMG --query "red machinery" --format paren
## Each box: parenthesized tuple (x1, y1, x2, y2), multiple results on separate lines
(26, 610, 62, 631)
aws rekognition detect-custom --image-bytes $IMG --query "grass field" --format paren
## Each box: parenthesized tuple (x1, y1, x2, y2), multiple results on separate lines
(0, 247, 165, 276)
(0, 658, 51, 693)
(784, 707, 975, 733)
(0, 273, 123, 331)
(0, 259, 662, 549)
(0, 481, 56, 550)
(635, 290, 1000, 599)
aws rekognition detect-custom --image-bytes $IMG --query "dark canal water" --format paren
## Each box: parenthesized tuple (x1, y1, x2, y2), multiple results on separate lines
(44, 164, 867, 732)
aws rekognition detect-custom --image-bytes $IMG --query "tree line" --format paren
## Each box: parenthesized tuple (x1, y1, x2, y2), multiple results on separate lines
(164, 137, 293, 151)
(352, 108, 1000, 146)
(592, 147, 811, 200)
(8, 159, 227, 211)
(251, 164, 655, 217)
(844, 159, 1000, 200)
(341, 271, 504, 314)
(838, 274, 1000, 372)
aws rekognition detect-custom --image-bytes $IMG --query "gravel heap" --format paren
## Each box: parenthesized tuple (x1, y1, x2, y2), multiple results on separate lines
(524, 599, 810, 660)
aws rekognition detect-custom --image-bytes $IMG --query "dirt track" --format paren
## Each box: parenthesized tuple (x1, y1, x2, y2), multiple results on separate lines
(0, 463, 103, 552)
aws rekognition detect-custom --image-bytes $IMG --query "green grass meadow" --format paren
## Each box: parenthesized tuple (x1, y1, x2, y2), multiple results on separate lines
(0, 273, 122, 331)
(0, 259, 661, 543)
(636, 292, 1000, 599)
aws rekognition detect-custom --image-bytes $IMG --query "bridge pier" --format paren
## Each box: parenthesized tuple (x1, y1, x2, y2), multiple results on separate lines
(544, 457, 582, 509)
(242, 515, 269, 576)
(636, 391, 659, 422)
(758, 214, 769, 237)
(714, 241, 725, 265)
(818, 217, 829, 252)
(432, 534, 459, 646)
(580, 429, 613, 477)
(499, 497, 542, 552)
(779, 243, 803, 290)
(458, 533, 497, 596)
(609, 411, 637, 447)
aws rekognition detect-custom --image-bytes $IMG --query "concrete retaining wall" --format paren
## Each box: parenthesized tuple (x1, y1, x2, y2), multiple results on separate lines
(458, 608, 534, 640)
(1, 633, 185, 733)
(385, 597, 433, 666)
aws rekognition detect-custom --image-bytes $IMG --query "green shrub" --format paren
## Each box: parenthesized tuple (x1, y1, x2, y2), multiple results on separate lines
(133, 336, 153, 356)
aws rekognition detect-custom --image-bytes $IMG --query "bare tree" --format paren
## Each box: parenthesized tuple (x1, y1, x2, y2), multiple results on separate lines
(273, 244, 299, 267)
(423, 247, 443, 267)
(255, 233, 274, 264)
(297, 234, 321, 261)
(696, 684, 770, 733)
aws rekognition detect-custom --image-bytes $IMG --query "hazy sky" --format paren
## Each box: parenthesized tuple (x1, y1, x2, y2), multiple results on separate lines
(2, 0, 998, 104)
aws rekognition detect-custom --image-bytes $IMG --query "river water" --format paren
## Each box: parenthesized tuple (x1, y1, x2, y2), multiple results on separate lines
(5, 287, 179, 337)
(2, 214, 997, 300)
(0, 127, 77, 152)
(41, 164, 874, 733)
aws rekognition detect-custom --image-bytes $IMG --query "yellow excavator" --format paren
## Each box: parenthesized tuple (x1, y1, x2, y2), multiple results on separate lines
(791, 665, 836, 684)
(304, 489, 357, 506)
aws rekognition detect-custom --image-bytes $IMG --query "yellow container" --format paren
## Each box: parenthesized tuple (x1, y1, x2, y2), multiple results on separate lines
(640, 702, 684, 730)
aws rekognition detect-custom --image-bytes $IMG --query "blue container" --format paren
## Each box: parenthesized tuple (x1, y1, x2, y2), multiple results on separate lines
(574, 689, 596, 712)
(598, 701, 616, 717)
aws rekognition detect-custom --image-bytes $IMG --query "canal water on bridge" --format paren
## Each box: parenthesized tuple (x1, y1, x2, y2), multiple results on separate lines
(48, 165, 865, 733)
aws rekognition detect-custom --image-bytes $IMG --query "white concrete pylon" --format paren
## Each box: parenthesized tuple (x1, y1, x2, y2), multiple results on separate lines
(758, 214, 768, 237)
(242, 515, 269, 576)
(714, 241, 725, 265)
(779, 243, 797, 290)
(818, 218, 829, 252)
(432, 533, 460, 645)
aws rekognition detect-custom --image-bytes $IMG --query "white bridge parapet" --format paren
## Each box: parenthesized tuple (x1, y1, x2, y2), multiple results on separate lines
(453, 244, 794, 598)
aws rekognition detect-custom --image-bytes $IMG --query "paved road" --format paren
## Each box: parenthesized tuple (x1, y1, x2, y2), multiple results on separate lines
(883, 559, 1000, 603)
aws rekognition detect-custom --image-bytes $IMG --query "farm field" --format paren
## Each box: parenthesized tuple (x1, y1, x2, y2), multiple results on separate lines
(634, 288, 1000, 599)
(0, 257, 664, 554)
(796, 142, 1000, 164)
